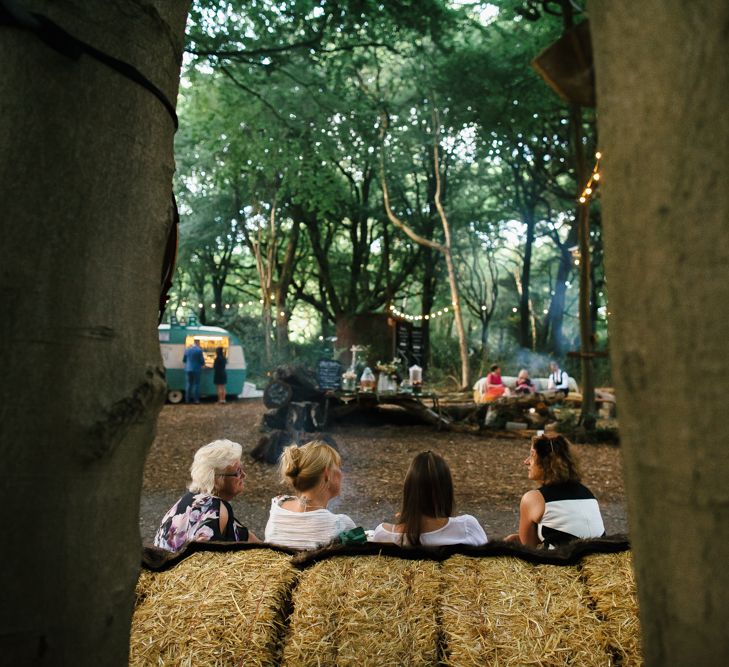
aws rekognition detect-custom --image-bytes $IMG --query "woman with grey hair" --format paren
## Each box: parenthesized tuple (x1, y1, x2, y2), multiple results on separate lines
(154, 439, 259, 551)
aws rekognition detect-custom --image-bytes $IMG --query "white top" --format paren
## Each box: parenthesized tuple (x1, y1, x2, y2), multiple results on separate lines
(548, 369, 570, 391)
(264, 495, 356, 550)
(538, 498, 605, 544)
(371, 515, 488, 547)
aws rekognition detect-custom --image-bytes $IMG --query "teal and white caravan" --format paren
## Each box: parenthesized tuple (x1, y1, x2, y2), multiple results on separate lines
(158, 319, 246, 403)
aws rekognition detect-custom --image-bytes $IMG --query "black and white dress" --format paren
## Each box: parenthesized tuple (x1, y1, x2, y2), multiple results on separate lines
(537, 482, 605, 548)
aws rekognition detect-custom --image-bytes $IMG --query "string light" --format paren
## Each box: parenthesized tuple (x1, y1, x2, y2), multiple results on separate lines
(388, 304, 473, 321)
(579, 151, 602, 204)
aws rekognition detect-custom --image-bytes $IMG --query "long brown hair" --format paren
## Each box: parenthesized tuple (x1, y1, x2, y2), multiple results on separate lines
(398, 451, 454, 546)
(532, 434, 581, 485)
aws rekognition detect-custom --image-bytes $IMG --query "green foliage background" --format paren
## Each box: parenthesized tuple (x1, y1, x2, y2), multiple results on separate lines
(168, 1, 611, 389)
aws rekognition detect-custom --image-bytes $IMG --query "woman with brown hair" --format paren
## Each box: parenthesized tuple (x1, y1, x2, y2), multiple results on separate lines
(506, 434, 605, 548)
(372, 451, 487, 546)
(264, 440, 356, 549)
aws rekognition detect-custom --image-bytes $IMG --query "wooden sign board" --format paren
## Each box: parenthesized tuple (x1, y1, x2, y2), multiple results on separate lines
(317, 359, 342, 390)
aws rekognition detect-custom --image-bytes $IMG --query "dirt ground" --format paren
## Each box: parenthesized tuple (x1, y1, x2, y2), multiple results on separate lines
(139, 399, 628, 543)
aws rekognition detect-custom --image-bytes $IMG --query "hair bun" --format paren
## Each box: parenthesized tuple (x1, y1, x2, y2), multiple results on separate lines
(283, 445, 301, 478)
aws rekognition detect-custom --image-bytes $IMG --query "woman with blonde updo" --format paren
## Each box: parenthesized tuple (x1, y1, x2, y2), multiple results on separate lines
(264, 440, 355, 549)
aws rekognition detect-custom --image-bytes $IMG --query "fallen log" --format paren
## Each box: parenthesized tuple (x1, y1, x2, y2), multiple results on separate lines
(484, 393, 557, 430)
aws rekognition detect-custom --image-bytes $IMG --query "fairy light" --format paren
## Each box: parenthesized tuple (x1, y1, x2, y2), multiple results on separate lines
(388, 303, 477, 321)
(578, 151, 602, 205)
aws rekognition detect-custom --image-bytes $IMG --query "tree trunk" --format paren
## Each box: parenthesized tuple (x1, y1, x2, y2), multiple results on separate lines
(519, 210, 536, 348)
(443, 248, 470, 389)
(570, 101, 596, 427)
(539, 243, 572, 355)
(576, 199, 596, 425)
(0, 2, 190, 664)
(590, 1, 729, 663)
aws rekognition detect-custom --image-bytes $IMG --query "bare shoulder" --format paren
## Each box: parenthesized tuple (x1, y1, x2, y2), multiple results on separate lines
(520, 489, 545, 522)
(521, 489, 543, 506)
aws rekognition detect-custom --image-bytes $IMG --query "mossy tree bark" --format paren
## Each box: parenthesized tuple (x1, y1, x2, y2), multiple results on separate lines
(589, 1, 729, 664)
(0, 1, 189, 664)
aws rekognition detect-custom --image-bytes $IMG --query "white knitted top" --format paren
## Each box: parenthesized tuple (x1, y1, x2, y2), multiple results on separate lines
(264, 495, 356, 550)
(371, 515, 488, 547)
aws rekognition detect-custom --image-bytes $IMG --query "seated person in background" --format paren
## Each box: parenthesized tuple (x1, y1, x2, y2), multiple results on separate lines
(154, 439, 259, 552)
(505, 434, 605, 548)
(547, 361, 570, 396)
(265, 440, 356, 549)
(484, 364, 508, 400)
(514, 368, 536, 394)
(372, 451, 488, 546)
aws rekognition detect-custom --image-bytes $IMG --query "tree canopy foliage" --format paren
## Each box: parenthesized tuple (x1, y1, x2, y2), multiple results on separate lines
(170, 0, 609, 384)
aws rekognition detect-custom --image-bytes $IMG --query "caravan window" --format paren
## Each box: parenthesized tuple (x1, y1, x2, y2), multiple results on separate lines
(186, 335, 228, 366)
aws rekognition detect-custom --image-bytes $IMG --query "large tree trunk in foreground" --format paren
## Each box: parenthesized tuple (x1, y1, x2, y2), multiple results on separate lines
(0, 2, 189, 664)
(590, 2, 729, 664)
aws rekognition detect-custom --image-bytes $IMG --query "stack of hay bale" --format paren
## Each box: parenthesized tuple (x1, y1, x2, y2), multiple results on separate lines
(130, 542, 641, 666)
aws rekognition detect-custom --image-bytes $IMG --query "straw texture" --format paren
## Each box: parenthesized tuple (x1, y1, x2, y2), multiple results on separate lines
(283, 555, 442, 666)
(441, 554, 611, 666)
(581, 551, 642, 665)
(130, 546, 640, 666)
(130, 550, 297, 666)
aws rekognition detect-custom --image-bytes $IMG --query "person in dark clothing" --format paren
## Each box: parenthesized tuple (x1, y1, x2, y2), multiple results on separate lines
(213, 346, 227, 404)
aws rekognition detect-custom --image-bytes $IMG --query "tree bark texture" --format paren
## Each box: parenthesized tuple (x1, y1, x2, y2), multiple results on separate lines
(589, 2, 729, 664)
(0, 1, 189, 664)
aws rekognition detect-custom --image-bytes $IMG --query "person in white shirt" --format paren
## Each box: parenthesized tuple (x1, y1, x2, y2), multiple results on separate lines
(547, 361, 570, 396)
(371, 451, 487, 547)
(264, 440, 355, 550)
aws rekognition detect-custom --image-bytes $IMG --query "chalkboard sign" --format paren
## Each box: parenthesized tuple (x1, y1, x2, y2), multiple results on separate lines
(396, 322, 410, 355)
(317, 359, 342, 390)
(410, 326, 424, 366)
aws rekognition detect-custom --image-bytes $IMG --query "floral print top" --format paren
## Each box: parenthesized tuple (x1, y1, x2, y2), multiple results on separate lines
(153, 492, 249, 552)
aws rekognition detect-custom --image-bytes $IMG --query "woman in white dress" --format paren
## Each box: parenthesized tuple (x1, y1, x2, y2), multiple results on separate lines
(371, 451, 487, 547)
(264, 440, 355, 549)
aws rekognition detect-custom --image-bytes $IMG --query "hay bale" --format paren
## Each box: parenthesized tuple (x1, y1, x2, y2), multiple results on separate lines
(130, 550, 297, 666)
(441, 555, 608, 666)
(134, 568, 155, 608)
(283, 556, 441, 666)
(581, 551, 642, 665)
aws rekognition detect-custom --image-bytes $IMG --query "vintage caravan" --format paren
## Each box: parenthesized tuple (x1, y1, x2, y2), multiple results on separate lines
(158, 321, 246, 403)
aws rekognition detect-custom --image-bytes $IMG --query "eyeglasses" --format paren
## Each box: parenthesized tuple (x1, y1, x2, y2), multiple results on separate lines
(217, 469, 245, 478)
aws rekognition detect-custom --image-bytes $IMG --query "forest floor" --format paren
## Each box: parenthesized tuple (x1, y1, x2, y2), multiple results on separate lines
(139, 399, 628, 543)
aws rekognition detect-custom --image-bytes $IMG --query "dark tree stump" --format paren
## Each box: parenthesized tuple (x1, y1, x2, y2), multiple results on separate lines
(250, 430, 339, 464)
(263, 380, 293, 409)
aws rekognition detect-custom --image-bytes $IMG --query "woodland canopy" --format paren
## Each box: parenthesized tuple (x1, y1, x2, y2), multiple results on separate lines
(171, 0, 605, 385)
